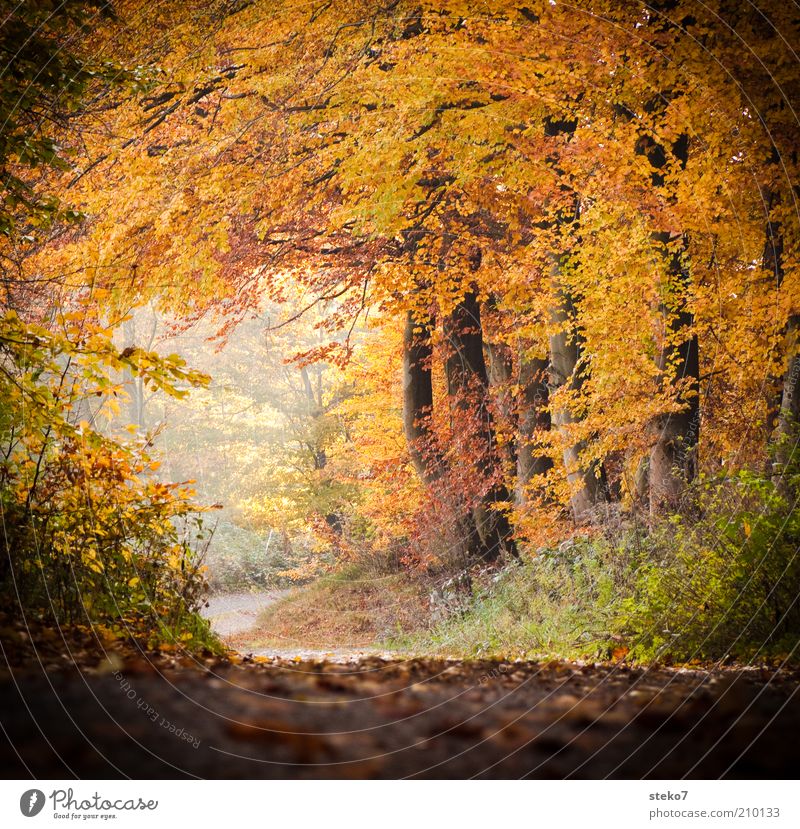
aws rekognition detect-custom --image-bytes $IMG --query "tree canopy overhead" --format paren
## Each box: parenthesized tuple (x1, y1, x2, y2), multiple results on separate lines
(5, 0, 800, 568)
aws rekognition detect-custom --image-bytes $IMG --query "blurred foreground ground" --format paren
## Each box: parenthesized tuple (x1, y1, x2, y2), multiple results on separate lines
(1, 652, 798, 779)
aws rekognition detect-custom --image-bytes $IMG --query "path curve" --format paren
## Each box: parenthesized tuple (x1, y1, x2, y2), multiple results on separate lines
(202, 591, 396, 662)
(202, 590, 288, 639)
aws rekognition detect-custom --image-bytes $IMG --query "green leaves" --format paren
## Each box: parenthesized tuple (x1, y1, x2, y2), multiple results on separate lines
(0, 307, 214, 637)
(0, 0, 142, 238)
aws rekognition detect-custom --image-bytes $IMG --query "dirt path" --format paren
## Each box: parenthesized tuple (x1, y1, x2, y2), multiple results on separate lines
(248, 647, 400, 662)
(202, 591, 289, 639)
(1, 655, 798, 778)
(203, 591, 394, 662)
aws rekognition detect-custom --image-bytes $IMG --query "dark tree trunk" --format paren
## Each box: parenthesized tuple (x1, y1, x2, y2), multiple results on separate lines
(483, 295, 518, 472)
(648, 237, 700, 515)
(402, 305, 483, 566)
(443, 267, 519, 562)
(761, 187, 800, 486)
(547, 255, 608, 523)
(444, 289, 488, 397)
(773, 315, 800, 483)
(515, 351, 552, 504)
(402, 308, 438, 485)
(761, 176, 785, 443)
(639, 134, 700, 516)
(648, 282, 700, 515)
(648, 233, 700, 515)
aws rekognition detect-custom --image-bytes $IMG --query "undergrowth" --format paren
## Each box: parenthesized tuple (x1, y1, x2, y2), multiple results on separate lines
(395, 461, 800, 665)
(232, 564, 429, 651)
(0, 311, 223, 656)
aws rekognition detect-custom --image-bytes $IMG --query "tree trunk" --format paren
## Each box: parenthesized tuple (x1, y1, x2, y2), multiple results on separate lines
(402, 305, 483, 566)
(443, 273, 519, 562)
(484, 337, 517, 466)
(402, 308, 439, 485)
(540, 115, 607, 522)
(548, 259, 608, 523)
(761, 180, 785, 440)
(444, 288, 488, 397)
(515, 351, 552, 504)
(773, 314, 800, 482)
(632, 133, 700, 515)
(633, 454, 649, 508)
(483, 294, 522, 478)
(648, 233, 700, 515)
(123, 317, 145, 430)
(762, 187, 800, 486)
(300, 364, 340, 533)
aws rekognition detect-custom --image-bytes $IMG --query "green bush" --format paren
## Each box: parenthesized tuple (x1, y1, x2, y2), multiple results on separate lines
(403, 459, 800, 664)
(397, 535, 637, 660)
(0, 311, 220, 652)
(620, 465, 800, 662)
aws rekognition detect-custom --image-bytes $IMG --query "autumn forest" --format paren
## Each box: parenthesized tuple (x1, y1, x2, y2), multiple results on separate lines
(1, 0, 800, 781)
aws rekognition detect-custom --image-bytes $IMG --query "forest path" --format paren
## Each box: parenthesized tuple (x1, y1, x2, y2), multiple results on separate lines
(203, 590, 396, 662)
(2, 655, 799, 778)
(202, 590, 289, 638)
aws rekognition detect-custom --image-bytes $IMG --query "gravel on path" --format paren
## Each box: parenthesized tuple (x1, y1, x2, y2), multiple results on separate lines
(201, 591, 288, 638)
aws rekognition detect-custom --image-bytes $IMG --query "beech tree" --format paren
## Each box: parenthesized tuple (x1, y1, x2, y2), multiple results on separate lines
(18, 0, 800, 563)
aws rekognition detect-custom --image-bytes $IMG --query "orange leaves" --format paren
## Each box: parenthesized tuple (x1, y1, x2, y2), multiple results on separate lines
(10, 0, 800, 564)
(291, 342, 352, 370)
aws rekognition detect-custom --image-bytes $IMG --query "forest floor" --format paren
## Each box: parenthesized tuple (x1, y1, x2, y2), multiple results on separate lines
(2, 645, 799, 778)
(2, 598, 800, 778)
